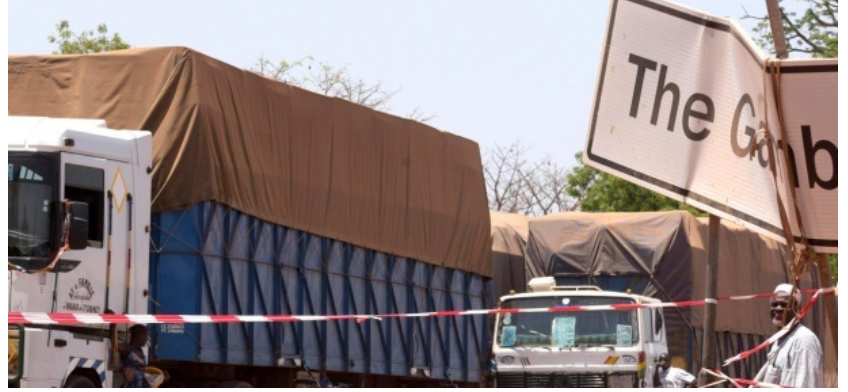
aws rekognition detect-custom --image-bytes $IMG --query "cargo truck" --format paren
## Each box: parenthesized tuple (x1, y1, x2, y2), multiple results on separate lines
(8, 47, 493, 388)
(488, 211, 833, 385)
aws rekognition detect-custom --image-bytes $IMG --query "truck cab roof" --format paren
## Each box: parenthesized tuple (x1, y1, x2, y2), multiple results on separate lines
(500, 289, 661, 304)
(8, 116, 151, 164)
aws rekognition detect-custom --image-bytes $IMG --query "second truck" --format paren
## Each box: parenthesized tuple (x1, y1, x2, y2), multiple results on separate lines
(491, 277, 667, 388)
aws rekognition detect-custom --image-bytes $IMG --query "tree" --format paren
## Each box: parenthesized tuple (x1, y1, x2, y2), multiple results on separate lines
(483, 142, 578, 216)
(482, 145, 703, 216)
(250, 55, 434, 122)
(565, 153, 703, 215)
(482, 145, 699, 217)
(484, 142, 530, 214)
(746, 0, 838, 58)
(829, 254, 837, 284)
(48, 20, 130, 54)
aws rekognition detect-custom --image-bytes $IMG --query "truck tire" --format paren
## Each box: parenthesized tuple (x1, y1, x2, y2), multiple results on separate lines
(218, 380, 252, 388)
(65, 375, 97, 388)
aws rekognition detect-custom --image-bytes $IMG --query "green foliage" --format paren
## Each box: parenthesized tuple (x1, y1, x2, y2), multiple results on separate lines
(749, 0, 838, 58)
(48, 20, 130, 54)
(829, 254, 837, 283)
(566, 153, 704, 215)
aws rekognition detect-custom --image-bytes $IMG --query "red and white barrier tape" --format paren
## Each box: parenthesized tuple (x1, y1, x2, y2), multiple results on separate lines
(6, 313, 384, 326)
(731, 379, 788, 389)
(8, 288, 835, 326)
(700, 369, 787, 389)
(722, 288, 825, 367)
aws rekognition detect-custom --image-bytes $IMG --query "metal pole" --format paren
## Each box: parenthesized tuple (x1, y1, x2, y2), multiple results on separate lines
(817, 255, 838, 360)
(698, 215, 720, 387)
(766, 0, 790, 59)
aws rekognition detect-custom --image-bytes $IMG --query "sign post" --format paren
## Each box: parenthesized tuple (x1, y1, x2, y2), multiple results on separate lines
(817, 255, 838, 360)
(766, 0, 790, 59)
(764, 0, 838, 362)
(698, 214, 721, 386)
(584, 0, 837, 253)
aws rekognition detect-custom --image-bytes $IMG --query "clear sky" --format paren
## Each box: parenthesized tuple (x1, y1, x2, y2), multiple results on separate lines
(8, 0, 778, 167)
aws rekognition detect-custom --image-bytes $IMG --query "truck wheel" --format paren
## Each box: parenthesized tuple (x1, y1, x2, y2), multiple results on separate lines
(65, 375, 97, 388)
(218, 380, 252, 388)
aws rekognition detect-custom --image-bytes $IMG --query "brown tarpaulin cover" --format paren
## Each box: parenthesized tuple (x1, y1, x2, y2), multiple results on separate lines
(8, 47, 492, 277)
(524, 211, 824, 338)
(490, 211, 529, 300)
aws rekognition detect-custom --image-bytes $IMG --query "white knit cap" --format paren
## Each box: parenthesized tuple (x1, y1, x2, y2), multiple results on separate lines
(774, 283, 802, 304)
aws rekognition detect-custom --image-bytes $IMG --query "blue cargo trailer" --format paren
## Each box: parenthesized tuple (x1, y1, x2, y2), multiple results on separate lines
(149, 202, 491, 386)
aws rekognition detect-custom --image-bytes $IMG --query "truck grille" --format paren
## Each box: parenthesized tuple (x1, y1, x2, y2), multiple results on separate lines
(496, 373, 526, 388)
(497, 373, 608, 388)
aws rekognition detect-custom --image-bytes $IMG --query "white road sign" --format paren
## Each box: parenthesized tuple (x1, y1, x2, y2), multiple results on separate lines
(584, 0, 837, 252)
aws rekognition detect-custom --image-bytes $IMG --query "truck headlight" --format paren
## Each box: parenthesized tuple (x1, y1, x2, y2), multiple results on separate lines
(608, 373, 637, 388)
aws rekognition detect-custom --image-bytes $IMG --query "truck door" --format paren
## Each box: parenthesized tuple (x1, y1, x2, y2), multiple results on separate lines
(643, 308, 667, 387)
(58, 154, 133, 316)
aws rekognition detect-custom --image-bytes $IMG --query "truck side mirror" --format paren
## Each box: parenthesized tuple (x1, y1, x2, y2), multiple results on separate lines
(67, 201, 90, 250)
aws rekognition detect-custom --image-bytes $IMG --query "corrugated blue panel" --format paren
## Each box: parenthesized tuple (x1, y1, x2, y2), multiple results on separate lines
(428, 265, 448, 378)
(346, 248, 368, 374)
(149, 202, 491, 381)
(325, 241, 346, 372)
(450, 271, 469, 380)
(368, 253, 390, 375)
(468, 273, 489, 381)
(391, 258, 413, 377)
(148, 211, 202, 362)
(279, 228, 301, 359)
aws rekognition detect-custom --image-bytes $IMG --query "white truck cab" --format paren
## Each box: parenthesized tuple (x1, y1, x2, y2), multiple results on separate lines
(8, 116, 152, 388)
(492, 277, 668, 388)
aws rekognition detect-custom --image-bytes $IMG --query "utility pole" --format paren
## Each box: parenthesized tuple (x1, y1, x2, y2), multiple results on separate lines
(766, 0, 789, 59)
(817, 255, 838, 360)
(697, 214, 720, 387)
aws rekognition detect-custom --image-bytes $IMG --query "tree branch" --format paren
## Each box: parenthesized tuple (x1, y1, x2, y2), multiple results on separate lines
(819, 0, 838, 25)
(811, 8, 838, 27)
(741, 5, 768, 21)
(781, 9, 824, 54)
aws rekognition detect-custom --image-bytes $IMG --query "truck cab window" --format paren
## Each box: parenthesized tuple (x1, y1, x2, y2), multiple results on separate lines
(65, 164, 105, 248)
(8, 155, 58, 260)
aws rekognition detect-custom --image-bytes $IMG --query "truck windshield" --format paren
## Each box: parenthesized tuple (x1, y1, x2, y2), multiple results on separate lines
(8, 153, 59, 265)
(497, 296, 639, 348)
